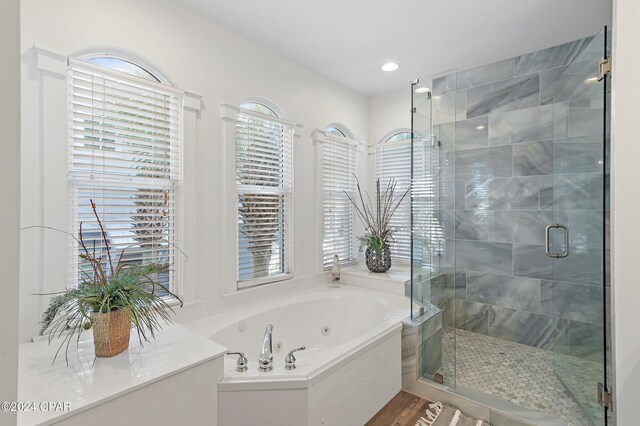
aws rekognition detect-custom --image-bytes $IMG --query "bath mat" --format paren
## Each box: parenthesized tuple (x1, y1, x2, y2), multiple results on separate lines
(415, 402, 491, 426)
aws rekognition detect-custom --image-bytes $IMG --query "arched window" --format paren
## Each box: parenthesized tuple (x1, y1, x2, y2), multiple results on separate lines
(325, 127, 346, 137)
(88, 57, 159, 82)
(68, 55, 183, 295)
(236, 99, 293, 287)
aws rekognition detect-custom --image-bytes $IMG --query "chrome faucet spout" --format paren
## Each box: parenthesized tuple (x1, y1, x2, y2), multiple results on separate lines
(258, 324, 274, 372)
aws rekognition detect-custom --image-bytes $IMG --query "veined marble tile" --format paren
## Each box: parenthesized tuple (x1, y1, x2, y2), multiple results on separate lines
(552, 246, 603, 286)
(540, 280, 554, 315)
(455, 270, 467, 299)
(539, 65, 568, 105)
(568, 210, 604, 249)
(569, 320, 604, 362)
(539, 176, 553, 210)
(456, 89, 467, 121)
(455, 209, 489, 241)
(467, 74, 540, 118)
(513, 244, 552, 280)
(456, 58, 516, 90)
(513, 37, 594, 76)
(456, 240, 513, 275)
(554, 135, 603, 175)
(513, 140, 553, 176)
(466, 271, 541, 313)
(465, 176, 539, 211)
(455, 145, 512, 179)
(488, 105, 554, 146)
(511, 210, 554, 245)
(553, 281, 603, 325)
(551, 72, 603, 104)
(553, 173, 603, 210)
(455, 299, 489, 334)
(433, 90, 457, 125)
(488, 306, 554, 349)
(455, 117, 488, 151)
(567, 105, 605, 138)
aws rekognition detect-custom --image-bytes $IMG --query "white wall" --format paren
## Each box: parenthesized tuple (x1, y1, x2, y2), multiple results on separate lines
(368, 89, 410, 144)
(19, 0, 369, 341)
(611, 0, 640, 423)
(0, 0, 20, 423)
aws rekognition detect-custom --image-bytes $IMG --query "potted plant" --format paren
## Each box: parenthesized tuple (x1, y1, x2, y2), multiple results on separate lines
(345, 177, 410, 273)
(37, 200, 183, 362)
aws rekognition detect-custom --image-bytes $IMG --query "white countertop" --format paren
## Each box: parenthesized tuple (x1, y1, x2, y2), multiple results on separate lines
(17, 323, 226, 426)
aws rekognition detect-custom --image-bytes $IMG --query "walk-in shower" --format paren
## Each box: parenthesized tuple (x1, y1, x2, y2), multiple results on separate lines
(410, 28, 611, 425)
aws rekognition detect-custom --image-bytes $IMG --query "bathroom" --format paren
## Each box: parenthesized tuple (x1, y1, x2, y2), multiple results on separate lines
(1, 0, 639, 425)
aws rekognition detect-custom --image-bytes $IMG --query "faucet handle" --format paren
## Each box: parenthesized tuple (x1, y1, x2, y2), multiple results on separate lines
(284, 346, 306, 370)
(226, 351, 248, 372)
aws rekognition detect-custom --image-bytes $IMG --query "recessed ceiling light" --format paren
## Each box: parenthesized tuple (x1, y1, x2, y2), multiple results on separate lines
(381, 62, 400, 72)
(476, 125, 485, 130)
(414, 87, 430, 94)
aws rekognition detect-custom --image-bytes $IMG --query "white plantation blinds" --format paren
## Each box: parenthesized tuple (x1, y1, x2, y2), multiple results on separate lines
(376, 139, 412, 261)
(236, 108, 293, 287)
(375, 133, 444, 265)
(68, 60, 183, 292)
(322, 134, 357, 269)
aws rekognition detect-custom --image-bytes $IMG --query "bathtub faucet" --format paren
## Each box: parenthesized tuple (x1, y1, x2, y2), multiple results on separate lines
(258, 324, 274, 372)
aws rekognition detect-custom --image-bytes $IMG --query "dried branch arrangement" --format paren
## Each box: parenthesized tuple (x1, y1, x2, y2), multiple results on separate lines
(345, 177, 410, 251)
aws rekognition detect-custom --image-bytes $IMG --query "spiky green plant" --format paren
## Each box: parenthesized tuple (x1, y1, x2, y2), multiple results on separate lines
(36, 199, 183, 364)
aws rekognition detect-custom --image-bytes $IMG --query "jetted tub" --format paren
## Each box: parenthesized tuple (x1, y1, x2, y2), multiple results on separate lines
(186, 285, 410, 426)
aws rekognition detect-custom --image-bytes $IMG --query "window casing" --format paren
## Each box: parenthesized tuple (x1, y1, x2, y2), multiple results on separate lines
(321, 132, 357, 269)
(236, 103, 293, 288)
(68, 59, 183, 294)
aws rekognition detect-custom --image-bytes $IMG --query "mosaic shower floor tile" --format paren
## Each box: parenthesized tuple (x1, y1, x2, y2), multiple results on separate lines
(437, 329, 594, 425)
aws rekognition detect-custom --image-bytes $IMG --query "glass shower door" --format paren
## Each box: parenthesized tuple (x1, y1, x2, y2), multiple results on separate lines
(549, 28, 609, 426)
(411, 70, 457, 387)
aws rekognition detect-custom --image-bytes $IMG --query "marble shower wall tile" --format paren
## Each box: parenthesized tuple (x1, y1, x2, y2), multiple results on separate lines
(568, 210, 604, 248)
(513, 37, 594, 76)
(455, 299, 489, 334)
(553, 246, 603, 286)
(466, 74, 540, 118)
(554, 134, 603, 174)
(569, 320, 604, 362)
(540, 280, 554, 315)
(456, 240, 513, 275)
(553, 173, 603, 210)
(513, 244, 552, 280)
(539, 65, 568, 105)
(552, 282, 603, 325)
(455, 117, 488, 151)
(455, 145, 512, 179)
(488, 105, 554, 146)
(465, 176, 539, 210)
(455, 270, 467, 299)
(488, 306, 554, 349)
(466, 271, 541, 313)
(456, 58, 516, 90)
(455, 210, 552, 245)
(513, 140, 553, 176)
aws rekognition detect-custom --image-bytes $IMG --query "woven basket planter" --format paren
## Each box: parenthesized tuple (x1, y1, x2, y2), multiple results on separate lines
(91, 309, 131, 357)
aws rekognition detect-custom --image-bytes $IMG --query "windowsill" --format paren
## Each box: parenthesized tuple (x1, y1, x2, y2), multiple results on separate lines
(340, 264, 410, 296)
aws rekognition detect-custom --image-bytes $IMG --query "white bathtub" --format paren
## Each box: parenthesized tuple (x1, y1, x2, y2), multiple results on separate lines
(186, 285, 410, 426)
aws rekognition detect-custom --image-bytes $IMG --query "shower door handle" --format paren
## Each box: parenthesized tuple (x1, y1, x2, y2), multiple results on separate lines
(545, 224, 569, 258)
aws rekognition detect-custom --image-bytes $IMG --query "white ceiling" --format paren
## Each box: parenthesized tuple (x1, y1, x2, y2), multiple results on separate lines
(183, 0, 612, 96)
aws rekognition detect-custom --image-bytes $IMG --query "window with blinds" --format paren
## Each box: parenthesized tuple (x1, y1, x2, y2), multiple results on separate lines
(375, 136, 412, 261)
(236, 105, 293, 288)
(375, 132, 444, 265)
(322, 133, 357, 269)
(68, 59, 183, 293)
